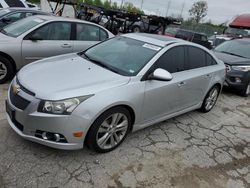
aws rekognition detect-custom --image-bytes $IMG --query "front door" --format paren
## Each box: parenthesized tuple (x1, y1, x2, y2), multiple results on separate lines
(21, 21, 73, 66)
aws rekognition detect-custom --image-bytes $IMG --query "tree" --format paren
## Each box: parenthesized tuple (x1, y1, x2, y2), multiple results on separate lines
(103, 0, 111, 9)
(84, 0, 94, 5)
(189, 1, 208, 24)
(93, 0, 103, 7)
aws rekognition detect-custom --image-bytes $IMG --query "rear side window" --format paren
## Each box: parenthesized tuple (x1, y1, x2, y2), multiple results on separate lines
(187, 46, 206, 69)
(0, 3, 2, 8)
(5, 0, 25, 7)
(206, 54, 217, 66)
(155, 46, 185, 73)
(76, 23, 108, 41)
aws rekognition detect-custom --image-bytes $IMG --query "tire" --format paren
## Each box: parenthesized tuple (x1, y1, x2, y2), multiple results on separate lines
(86, 107, 131, 153)
(131, 25, 141, 33)
(0, 56, 14, 84)
(239, 80, 250, 97)
(200, 85, 220, 113)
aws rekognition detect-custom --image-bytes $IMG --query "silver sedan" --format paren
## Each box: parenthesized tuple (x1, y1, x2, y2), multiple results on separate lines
(0, 15, 114, 83)
(6, 33, 225, 152)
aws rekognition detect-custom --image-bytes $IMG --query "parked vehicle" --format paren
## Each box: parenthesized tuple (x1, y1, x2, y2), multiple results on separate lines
(0, 0, 38, 10)
(174, 29, 212, 49)
(0, 8, 50, 29)
(6, 33, 225, 152)
(0, 15, 114, 83)
(164, 27, 179, 37)
(214, 38, 250, 96)
(208, 34, 232, 48)
(225, 14, 250, 37)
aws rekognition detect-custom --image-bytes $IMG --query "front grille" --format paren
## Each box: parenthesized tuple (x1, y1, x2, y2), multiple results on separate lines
(10, 88, 30, 110)
(16, 77, 35, 96)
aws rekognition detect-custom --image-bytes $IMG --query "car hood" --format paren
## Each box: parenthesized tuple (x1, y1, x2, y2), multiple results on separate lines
(17, 53, 130, 100)
(0, 32, 14, 42)
(213, 51, 250, 66)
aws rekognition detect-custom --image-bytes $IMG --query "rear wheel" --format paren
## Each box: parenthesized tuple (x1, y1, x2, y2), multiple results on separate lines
(239, 80, 250, 97)
(200, 85, 220, 113)
(0, 56, 14, 84)
(86, 107, 131, 153)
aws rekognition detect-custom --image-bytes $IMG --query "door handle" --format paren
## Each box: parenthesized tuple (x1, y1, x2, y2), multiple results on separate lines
(178, 81, 186, 87)
(61, 44, 71, 48)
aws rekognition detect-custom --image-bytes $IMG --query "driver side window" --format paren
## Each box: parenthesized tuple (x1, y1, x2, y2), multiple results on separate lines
(29, 22, 71, 40)
(155, 46, 185, 73)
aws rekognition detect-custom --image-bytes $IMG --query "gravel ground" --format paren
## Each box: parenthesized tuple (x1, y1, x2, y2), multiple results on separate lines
(0, 83, 250, 188)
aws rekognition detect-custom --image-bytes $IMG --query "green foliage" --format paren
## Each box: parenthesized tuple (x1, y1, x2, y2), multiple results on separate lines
(189, 0, 208, 24)
(103, 0, 111, 9)
(83, 0, 143, 14)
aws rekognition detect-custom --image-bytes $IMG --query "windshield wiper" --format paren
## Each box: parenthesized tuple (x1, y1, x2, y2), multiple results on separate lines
(218, 51, 247, 58)
(82, 53, 120, 74)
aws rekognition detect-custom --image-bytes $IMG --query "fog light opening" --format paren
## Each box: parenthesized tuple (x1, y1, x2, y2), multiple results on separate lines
(35, 130, 67, 143)
(235, 77, 242, 83)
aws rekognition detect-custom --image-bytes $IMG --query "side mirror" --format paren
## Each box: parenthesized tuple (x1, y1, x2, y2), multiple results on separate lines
(1, 17, 11, 23)
(29, 33, 43, 41)
(149, 68, 173, 81)
(214, 31, 218, 35)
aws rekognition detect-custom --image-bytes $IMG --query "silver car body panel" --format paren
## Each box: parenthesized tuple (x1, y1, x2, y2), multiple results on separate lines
(6, 33, 225, 150)
(0, 15, 114, 70)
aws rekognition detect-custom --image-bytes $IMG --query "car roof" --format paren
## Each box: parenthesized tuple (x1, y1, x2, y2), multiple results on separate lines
(33, 15, 107, 26)
(1, 7, 46, 13)
(122, 33, 185, 47)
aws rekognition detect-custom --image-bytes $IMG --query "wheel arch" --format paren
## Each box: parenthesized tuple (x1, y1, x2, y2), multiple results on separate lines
(84, 104, 136, 145)
(0, 52, 17, 73)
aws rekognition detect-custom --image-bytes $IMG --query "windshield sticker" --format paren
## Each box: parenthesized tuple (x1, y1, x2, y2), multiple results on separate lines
(129, 69, 135, 73)
(33, 18, 44, 23)
(143, 44, 161, 51)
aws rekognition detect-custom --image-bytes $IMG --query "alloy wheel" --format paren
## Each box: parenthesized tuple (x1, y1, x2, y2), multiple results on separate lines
(96, 113, 129, 150)
(0, 62, 7, 80)
(205, 88, 219, 111)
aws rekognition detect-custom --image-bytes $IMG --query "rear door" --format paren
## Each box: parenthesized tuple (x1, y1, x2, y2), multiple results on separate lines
(21, 21, 73, 65)
(73, 22, 109, 52)
(182, 46, 216, 106)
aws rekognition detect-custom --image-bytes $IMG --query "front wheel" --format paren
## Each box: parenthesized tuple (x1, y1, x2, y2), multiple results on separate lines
(200, 85, 220, 113)
(239, 81, 250, 97)
(86, 107, 131, 153)
(0, 56, 14, 84)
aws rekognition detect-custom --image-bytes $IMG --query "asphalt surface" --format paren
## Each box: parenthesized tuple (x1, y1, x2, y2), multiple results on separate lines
(0, 83, 250, 188)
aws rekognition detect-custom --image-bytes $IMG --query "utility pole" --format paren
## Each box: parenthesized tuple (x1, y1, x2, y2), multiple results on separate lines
(121, 0, 125, 8)
(180, 0, 185, 18)
(140, 0, 144, 10)
(166, 0, 172, 17)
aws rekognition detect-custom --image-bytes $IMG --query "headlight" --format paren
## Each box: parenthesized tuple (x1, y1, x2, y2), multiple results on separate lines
(231, 65, 250, 72)
(38, 95, 93, 115)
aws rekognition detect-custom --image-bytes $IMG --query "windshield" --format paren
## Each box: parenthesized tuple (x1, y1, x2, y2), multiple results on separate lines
(224, 27, 250, 37)
(215, 39, 250, 59)
(1, 17, 45, 37)
(165, 27, 178, 35)
(83, 37, 161, 76)
(0, 9, 10, 17)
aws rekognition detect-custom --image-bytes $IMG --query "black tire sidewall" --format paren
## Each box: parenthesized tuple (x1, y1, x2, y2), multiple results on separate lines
(0, 56, 14, 84)
(86, 107, 131, 153)
(200, 85, 220, 113)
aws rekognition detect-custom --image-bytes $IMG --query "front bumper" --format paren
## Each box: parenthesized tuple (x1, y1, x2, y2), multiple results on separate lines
(224, 70, 250, 91)
(5, 78, 92, 150)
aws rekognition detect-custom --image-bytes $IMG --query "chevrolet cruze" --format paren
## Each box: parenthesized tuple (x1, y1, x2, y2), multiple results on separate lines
(6, 33, 225, 152)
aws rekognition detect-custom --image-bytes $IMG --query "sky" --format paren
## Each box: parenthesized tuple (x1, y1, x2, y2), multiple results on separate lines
(111, 0, 250, 24)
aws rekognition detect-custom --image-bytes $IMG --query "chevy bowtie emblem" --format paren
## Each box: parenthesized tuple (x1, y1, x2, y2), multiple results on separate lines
(12, 84, 21, 95)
